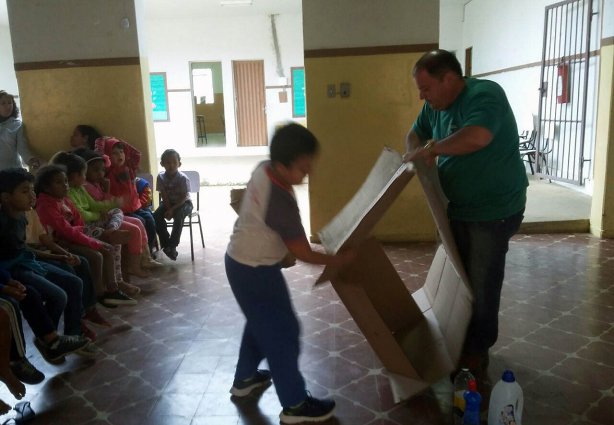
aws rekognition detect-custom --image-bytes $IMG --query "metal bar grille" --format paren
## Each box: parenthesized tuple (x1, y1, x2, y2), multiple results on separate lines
(536, 0, 593, 184)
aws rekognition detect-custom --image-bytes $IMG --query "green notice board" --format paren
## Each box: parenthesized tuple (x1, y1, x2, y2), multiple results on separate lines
(292, 67, 306, 117)
(150, 73, 169, 121)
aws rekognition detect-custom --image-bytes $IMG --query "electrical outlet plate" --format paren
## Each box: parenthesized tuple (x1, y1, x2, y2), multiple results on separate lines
(340, 82, 351, 98)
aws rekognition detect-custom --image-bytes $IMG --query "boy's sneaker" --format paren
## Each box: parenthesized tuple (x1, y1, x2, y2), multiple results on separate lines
(162, 246, 178, 261)
(97, 296, 118, 309)
(9, 358, 45, 385)
(75, 343, 101, 359)
(280, 395, 336, 424)
(83, 308, 112, 328)
(34, 335, 90, 364)
(102, 290, 137, 306)
(229, 369, 272, 397)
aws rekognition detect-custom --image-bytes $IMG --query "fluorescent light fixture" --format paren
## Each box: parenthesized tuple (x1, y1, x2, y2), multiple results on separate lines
(220, 0, 252, 5)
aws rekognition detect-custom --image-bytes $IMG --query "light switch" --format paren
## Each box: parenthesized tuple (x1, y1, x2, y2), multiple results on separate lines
(340, 82, 351, 98)
(327, 84, 336, 98)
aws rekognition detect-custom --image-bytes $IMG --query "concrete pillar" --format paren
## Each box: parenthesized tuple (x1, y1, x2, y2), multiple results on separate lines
(7, 0, 157, 173)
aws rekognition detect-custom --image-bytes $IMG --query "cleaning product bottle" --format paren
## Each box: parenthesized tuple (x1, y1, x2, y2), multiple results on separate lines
(453, 368, 475, 424)
(463, 379, 481, 425)
(488, 369, 524, 425)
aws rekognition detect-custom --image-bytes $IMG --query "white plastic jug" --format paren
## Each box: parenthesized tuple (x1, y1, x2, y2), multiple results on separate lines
(488, 369, 524, 425)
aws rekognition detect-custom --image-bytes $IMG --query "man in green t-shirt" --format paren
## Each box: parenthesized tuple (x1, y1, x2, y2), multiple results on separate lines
(404, 49, 528, 377)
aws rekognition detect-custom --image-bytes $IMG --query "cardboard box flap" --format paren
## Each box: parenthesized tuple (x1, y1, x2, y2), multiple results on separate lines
(413, 160, 470, 289)
(318, 147, 414, 255)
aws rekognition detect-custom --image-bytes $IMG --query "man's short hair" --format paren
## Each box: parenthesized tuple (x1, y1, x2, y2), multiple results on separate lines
(0, 167, 34, 194)
(269, 123, 319, 167)
(413, 49, 463, 80)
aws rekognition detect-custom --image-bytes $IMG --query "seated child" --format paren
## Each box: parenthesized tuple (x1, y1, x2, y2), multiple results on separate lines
(51, 152, 146, 294)
(33, 165, 137, 306)
(0, 297, 43, 385)
(1, 272, 90, 365)
(135, 176, 153, 211)
(154, 149, 193, 261)
(75, 148, 156, 276)
(94, 137, 161, 265)
(0, 168, 92, 361)
(26, 208, 113, 336)
(0, 305, 25, 410)
(70, 124, 101, 151)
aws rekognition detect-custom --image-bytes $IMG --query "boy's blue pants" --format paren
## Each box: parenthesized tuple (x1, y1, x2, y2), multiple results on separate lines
(225, 253, 307, 408)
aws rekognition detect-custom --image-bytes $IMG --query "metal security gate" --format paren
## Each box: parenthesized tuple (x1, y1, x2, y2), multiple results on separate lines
(536, 0, 594, 184)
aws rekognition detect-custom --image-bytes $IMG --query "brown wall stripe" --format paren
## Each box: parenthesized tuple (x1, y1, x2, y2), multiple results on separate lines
(602, 37, 614, 47)
(14, 57, 141, 71)
(304, 43, 438, 58)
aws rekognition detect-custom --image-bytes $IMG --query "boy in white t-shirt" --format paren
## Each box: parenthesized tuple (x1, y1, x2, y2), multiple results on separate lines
(225, 123, 354, 424)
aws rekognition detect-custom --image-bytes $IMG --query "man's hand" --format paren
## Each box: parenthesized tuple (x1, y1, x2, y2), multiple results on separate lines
(403, 139, 437, 167)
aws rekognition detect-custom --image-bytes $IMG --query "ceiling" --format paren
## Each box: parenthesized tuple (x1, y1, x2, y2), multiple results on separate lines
(0, 0, 302, 26)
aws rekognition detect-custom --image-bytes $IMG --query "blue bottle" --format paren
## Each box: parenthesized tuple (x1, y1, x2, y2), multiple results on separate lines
(463, 379, 481, 425)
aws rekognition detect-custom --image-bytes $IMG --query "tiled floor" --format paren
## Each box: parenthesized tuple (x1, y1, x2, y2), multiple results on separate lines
(0, 186, 612, 425)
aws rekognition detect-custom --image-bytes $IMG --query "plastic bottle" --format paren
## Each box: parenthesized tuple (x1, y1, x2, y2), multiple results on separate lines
(488, 369, 524, 425)
(463, 379, 481, 425)
(453, 368, 475, 425)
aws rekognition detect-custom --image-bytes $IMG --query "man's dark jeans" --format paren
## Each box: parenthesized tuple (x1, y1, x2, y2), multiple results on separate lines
(451, 209, 524, 355)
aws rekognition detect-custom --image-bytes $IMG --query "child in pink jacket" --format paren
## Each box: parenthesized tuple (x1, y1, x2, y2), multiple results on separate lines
(34, 164, 136, 306)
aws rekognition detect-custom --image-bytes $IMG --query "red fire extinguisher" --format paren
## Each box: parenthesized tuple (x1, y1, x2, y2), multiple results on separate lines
(557, 63, 570, 104)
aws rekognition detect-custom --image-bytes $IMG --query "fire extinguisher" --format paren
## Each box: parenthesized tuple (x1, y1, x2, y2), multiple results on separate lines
(557, 63, 570, 104)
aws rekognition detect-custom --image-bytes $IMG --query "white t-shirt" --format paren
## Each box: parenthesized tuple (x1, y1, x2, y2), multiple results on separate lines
(227, 161, 305, 267)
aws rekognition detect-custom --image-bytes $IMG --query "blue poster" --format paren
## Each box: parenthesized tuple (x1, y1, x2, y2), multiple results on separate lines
(292, 68, 306, 117)
(150, 73, 169, 121)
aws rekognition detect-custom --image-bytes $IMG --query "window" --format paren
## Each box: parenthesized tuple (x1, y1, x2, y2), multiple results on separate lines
(192, 68, 215, 105)
(291, 67, 306, 118)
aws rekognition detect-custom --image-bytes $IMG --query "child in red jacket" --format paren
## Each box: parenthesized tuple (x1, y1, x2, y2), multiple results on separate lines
(94, 137, 160, 264)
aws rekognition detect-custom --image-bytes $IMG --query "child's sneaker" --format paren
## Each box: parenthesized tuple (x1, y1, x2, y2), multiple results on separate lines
(75, 342, 101, 359)
(9, 358, 45, 385)
(34, 335, 90, 364)
(162, 246, 178, 261)
(102, 290, 137, 306)
(83, 307, 112, 328)
(119, 280, 141, 296)
(80, 321, 97, 342)
(229, 369, 272, 397)
(279, 395, 336, 424)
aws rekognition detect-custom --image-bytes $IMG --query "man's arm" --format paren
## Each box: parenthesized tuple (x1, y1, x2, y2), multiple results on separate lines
(405, 125, 493, 163)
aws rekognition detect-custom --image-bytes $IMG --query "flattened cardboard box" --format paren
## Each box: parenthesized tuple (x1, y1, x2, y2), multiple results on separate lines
(317, 147, 473, 402)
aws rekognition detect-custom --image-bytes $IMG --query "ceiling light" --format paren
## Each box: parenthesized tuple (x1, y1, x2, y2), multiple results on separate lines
(220, 0, 253, 6)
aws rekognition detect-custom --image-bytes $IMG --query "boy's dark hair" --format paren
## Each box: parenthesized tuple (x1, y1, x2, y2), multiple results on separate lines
(0, 91, 19, 119)
(50, 151, 87, 176)
(73, 147, 104, 166)
(75, 125, 101, 150)
(34, 164, 66, 195)
(413, 49, 463, 80)
(0, 167, 34, 194)
(269, 123, 319, 167)
(160, 149, 181, 163)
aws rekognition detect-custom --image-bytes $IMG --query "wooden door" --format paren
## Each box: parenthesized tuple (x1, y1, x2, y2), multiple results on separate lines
(232, 60, 268, 147)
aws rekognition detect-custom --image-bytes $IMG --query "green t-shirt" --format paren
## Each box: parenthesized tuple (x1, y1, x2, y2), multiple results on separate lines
(412, 78, 528, 221)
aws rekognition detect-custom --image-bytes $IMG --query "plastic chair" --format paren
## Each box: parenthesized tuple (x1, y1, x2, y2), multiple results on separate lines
(160, 170, 205, 261)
